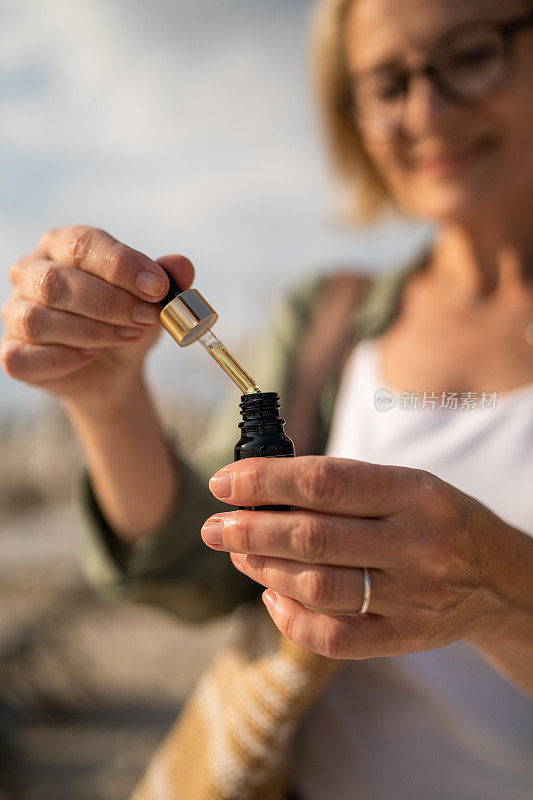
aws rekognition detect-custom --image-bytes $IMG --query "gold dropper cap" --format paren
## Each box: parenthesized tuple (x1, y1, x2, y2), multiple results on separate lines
(159, 288, 218, 347)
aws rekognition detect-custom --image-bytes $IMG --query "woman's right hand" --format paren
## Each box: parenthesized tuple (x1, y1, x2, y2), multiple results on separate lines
(1, 225, 194, 415)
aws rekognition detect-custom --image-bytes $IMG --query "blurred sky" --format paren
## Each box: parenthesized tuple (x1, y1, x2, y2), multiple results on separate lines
(0, 0, 430, 413)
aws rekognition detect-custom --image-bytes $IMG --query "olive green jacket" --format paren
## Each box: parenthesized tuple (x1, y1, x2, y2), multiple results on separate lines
(77, 255, 422, 623)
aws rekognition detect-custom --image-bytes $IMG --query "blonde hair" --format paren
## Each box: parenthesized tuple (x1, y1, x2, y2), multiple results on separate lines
(311, 0, 393, 223)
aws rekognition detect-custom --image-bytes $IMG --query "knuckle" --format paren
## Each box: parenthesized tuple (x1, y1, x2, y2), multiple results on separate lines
(412, 469, 450, 516)
(247, 553, 266, 578)
(410, 471, 466, 582)
(9, 258, 23, 285)
(319, 623, 346, 659)
(46, 345, 65, 372)
(300, 457, 341, 507)
(22, 303, 45, 342)
(46, 346, 68, 372)
(295, 516, 328, 563)
(281, 606, 297, 643)
(78, 313, 99, 341)
(40, 226, 61, 241)
(423, 535, 456, 582)
(36, 228, 58, 251)
(301, 567, 336, 607)
(67, 226, 98, 260)
(107, 243, 132, 283)
(39, 265, 65, 305)
(1, 299, 12, 324)
(243, 463, 264, 500)
(411, 468, 438, 502)
(93, 288, 114, 320)
(233, 513, 253, 554)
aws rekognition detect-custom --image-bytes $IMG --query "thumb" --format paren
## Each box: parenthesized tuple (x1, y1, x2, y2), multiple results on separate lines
(155, 254, 195, 293)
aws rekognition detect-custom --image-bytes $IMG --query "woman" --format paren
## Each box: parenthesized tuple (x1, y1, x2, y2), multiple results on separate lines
(2, 0, 533, 798)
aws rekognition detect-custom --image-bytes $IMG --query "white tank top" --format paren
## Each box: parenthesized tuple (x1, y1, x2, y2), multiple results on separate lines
(291, 338, 533, 800)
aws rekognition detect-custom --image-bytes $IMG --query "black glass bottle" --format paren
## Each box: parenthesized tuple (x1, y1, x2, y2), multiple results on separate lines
(234, 392, 296, 511)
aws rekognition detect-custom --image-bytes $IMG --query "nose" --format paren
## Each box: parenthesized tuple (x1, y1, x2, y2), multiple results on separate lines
(401, 70, 455, 137)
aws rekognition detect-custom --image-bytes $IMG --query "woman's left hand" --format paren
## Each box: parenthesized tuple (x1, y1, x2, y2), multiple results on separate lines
(201, 456, 509, 660)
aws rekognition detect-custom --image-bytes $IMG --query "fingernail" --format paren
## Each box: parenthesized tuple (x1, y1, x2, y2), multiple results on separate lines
(231, 552, 246, 568)
(132, 303, 161, 324)
(201, 520, 223, 546)
(209, 474, 232, 498)
(262, 590, 276, 611)
(136, 272, 166, 297)
(81, 349, 100, 357)
(117, 327, 143, 338)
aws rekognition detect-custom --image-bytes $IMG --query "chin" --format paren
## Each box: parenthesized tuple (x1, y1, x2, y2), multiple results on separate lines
(401, 179, 501, 224)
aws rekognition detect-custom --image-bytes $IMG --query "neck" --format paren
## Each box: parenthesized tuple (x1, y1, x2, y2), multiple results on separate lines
(428, 208, 533, 306)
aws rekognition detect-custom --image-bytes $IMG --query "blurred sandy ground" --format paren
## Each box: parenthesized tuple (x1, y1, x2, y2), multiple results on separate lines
(0, 397, 231, 799)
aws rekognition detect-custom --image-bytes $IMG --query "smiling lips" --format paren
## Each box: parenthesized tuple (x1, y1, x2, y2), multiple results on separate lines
(412, 136, 496, 176)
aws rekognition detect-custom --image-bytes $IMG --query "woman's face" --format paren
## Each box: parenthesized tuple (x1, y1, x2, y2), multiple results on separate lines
(343, 0, 533, 223)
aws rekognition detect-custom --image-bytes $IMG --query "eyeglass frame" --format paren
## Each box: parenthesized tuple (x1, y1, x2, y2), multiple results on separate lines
(344, 11, 533, 129)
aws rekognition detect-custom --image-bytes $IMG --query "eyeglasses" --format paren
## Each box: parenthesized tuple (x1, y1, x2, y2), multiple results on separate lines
(347, 12, 533, 136)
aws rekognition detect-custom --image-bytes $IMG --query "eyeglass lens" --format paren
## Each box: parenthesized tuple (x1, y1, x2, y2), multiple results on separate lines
(438, 24, 506, 99)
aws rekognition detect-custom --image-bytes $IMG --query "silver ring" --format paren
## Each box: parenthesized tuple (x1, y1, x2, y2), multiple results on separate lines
(354, 568, 371, 616)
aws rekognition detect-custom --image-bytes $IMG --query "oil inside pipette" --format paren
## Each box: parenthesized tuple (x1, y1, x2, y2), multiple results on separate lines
(199, 330, 261, 394)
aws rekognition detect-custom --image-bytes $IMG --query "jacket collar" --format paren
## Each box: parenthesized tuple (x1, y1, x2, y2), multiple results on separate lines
(349, 248, 430, 343)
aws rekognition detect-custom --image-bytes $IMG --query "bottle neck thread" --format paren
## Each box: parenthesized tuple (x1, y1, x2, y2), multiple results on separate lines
(239, 392, 286, 432)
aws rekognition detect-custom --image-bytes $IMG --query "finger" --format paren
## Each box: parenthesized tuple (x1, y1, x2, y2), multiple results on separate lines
(37, 226, 170, 301)
(209, 456, 418, 516)
(3, 298, 146, 347)
(154, 254, 195, 292)
(201, 510, 399, 568)
(230, 552, 391, 616)
(261, 590, 408, 659)
(1, 338, 100, 382)
(10, 259, 161, 327)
